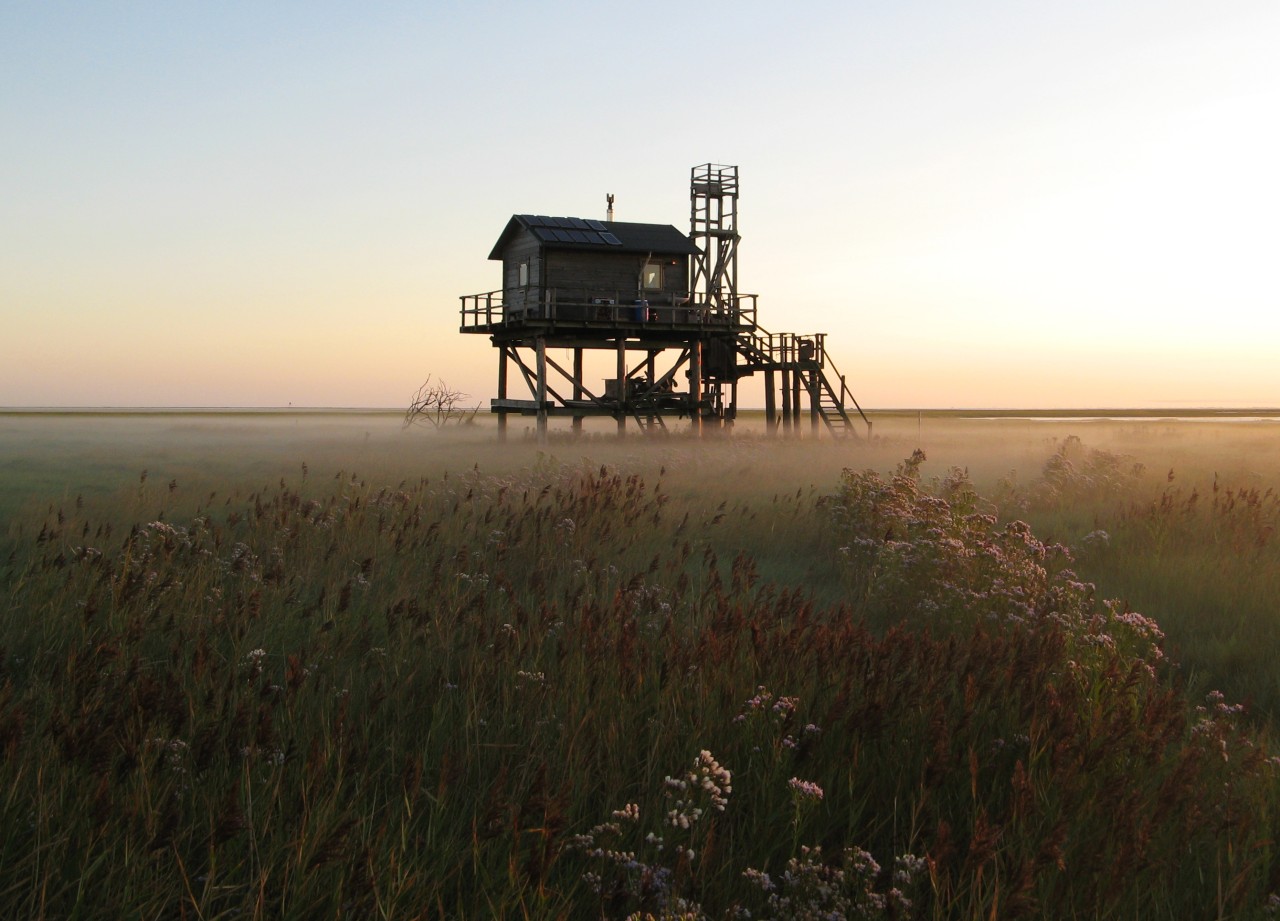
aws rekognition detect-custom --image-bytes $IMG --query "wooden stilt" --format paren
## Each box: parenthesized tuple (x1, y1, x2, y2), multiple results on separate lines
(781, 368, 792, 435)
(809, 372, 820, 436)
(497, 345, 509, 442)
(792, 369, 802, 433)
(690, 340, 702, 436)
(764, 369, 777, 435)
(646, 349, 657, 428)
(572, 348, 583, 435)
(535, 337, 547, 444)
(616, 336, 627, 436)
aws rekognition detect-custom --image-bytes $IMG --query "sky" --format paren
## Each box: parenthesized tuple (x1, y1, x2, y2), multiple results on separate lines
(2, 0, 1278, 409)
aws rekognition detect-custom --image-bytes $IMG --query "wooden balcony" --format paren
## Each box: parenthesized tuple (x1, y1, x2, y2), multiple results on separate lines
(459, 287, 757, 336)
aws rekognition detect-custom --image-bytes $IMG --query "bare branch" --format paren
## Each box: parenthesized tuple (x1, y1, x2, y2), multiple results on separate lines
(404, 376, 480, 429)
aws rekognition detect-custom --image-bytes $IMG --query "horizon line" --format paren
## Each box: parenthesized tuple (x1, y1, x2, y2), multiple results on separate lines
(4, 406, 1280, 416)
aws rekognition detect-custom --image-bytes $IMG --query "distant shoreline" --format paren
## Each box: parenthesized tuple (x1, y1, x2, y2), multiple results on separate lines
(3, 407, 1280, 419)
(0, 406, 405, 415)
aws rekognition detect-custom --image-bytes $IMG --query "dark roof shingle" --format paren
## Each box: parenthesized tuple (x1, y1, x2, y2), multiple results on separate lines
(488, 215, 700, 259)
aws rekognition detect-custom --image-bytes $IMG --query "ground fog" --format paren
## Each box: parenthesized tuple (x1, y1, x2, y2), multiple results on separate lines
(3, 410, 1280, 917)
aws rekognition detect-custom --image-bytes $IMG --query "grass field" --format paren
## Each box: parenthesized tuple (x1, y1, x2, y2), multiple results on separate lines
(3, 409, 1280, 918)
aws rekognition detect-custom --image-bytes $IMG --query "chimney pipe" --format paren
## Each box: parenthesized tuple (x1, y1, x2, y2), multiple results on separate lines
(606, 193, 615, 223)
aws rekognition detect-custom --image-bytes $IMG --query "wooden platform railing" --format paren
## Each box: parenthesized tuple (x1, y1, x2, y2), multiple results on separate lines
(740, 329, 828, 367)
(460, 288, 757, 330)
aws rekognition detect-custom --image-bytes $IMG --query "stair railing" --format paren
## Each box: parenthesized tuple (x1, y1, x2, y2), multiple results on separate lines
(820, 350, 872, 436)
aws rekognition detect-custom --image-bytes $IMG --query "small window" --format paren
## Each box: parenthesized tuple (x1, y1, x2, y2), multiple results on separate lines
(642, 264, 664, 290)
(518, 261, 529, 286)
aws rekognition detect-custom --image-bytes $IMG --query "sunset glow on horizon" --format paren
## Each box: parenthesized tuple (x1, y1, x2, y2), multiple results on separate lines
(3, 1, 1277, 409)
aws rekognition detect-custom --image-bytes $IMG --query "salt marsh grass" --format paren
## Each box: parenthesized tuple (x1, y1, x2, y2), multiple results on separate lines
(3, 410, 1280, 918)
(989, 429, 1280, 724)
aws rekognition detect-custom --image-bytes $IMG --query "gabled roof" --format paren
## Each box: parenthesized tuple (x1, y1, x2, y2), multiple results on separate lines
(488, 215, 701, 260)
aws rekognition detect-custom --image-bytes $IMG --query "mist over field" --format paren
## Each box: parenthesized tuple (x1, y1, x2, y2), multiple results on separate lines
(7, 408, 1280, 647)
(7, 407, 1280, 698)
(4, 410, 1280, 917)
(5, 407, 1279, 515)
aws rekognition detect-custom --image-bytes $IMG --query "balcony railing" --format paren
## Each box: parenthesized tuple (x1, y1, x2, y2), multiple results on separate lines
(743, 331, 827, 367)
(460, 287, 757, 331)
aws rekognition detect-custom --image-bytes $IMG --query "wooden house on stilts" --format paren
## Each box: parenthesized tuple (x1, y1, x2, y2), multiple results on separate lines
(459, 164, 869, 441)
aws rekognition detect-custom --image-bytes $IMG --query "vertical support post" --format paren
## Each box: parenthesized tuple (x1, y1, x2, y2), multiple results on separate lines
(690, 339, 702, 436)
(572, 348, 584, 435)
(780, 368, 792, 435)
(809, 373, 820, 436)
(764, 369, 777, 435)
(646, 349, 657, 428)
(616, 335, 627, 436)
(497, 344, 508, 442)
(535, 336, 548, 444)
(792, 369, 802, 432)
(729, 378, 738, 430)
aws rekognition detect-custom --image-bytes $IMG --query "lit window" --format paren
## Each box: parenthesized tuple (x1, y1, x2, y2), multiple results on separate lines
(642, 264, 664, 290)
(518, 261, 529, 286)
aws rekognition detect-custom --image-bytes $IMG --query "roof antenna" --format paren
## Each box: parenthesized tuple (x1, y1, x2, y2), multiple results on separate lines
(606, 193, 615, 223)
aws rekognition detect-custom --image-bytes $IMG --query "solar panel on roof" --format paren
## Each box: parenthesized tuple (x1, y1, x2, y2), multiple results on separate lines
(528, 216, 628, 246)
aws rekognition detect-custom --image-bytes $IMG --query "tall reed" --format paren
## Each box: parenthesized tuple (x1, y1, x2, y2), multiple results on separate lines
(1, 452, 1277, 918)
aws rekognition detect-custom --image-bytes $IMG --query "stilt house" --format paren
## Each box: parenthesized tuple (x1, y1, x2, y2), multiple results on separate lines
(459, 164, 868, 440)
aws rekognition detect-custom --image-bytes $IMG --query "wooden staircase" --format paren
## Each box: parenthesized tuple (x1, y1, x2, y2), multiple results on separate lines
(798, 365, 862, 437)
(629, 409, 669, 433)
(735, 330, 871, 438)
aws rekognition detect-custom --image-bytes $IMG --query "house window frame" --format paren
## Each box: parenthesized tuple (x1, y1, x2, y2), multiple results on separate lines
(641, 263, 664, 291)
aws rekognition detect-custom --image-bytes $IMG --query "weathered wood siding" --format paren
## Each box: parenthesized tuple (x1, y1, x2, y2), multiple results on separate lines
(544, 251, 689, 304)
(501, 230, 543, 309)
(498, 229, 691, 315)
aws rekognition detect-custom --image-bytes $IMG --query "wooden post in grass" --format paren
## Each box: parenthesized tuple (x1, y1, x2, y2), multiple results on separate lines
(535, 337, 547, 444)
(690, 340, 702, 435)
(616, 336, 627, 437)
(764, 369, 777, 435)
(497, 346, 509, 442)
(646, 349, 658, 429)
(792, 369, 802, 433)
(572, 348, 584, 435)
(780, 368, 792, 435)
(809, 373, 820, 436)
